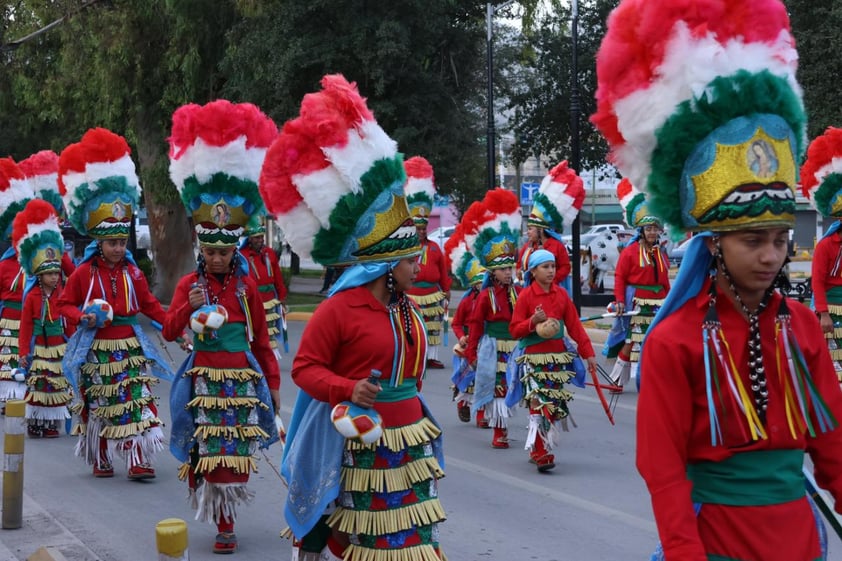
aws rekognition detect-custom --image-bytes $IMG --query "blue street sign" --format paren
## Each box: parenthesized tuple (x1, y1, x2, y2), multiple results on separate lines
(520, 182, 540, 205)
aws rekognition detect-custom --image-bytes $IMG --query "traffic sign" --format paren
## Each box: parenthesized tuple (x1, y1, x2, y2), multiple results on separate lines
(520, 182, 540, 204)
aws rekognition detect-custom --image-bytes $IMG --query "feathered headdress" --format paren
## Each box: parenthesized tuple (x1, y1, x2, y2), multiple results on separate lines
(444, 206, 486, 287)
(19, 150, 63, 219)
(0, 158, 34, 241)
(528, 161, 585, 233)
(168, 100, 277, 248)
(12, 199, 63, 276)
(59, 128, 140, 239)
(404, 156, 436, 226)
(259, 74, 420, 266)
(801, 127, 842, 219)
(617, 178, 659, 228)
(592, 0, 804, 238)
(465, 188, 521, 270)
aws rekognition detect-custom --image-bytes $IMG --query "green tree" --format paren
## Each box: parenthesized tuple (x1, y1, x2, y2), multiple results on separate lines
(1, 0, 242, 299)
(787, 0, 842, 141)
(221, 0, 489, 213)
(503, 0, 618, 171)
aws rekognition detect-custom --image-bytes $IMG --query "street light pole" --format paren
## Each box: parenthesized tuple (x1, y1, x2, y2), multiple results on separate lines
(570, 0, 582, 313)
(486, 2, 496, 192)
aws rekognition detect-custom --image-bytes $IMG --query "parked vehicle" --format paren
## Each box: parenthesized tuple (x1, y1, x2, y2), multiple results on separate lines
(561, 223, 625, 247)
(427, 225, 455, 249)
(135, 208, 151, 250)
(668, 237, 694, 266)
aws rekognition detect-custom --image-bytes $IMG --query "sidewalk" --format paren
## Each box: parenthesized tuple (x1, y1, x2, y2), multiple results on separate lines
(286, 275, 610, 345)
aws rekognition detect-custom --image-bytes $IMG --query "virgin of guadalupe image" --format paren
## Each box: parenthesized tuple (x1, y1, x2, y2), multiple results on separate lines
(212, 203, 230, 227)
(748, 139, 778, 179)
(112, 202, 126, 220)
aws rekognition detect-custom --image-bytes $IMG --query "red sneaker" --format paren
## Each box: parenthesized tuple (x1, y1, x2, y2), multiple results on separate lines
(457, 401, 471, 423)
(476, 409, 490, 429)
(535, 454, 556, 472)
(213, 532, 238, 554)
(93, 463, 114, 478)
(42, 428, 60, 439)
(426, 359, 445, 369)
(127, 464, 156, 480)
(491, 428, 509, 449)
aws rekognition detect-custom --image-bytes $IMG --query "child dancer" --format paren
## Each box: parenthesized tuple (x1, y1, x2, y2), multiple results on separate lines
(509, 250, 597, 471)
(14, 200, 73, 438)
(464, 188, 523, 449)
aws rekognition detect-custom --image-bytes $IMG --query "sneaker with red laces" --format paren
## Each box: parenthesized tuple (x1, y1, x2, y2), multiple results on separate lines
(42, 428, 60, 439)
(213, 532, 238, 554)
(128, 464, 156, 480)
(426, 359, 445, 369)
(93, 462, 114, 478)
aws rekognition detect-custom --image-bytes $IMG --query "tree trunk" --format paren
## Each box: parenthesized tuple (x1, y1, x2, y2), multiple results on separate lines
(133, 120, 195, 304)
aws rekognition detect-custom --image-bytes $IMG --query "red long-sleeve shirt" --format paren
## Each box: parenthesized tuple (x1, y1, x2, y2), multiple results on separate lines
(292, 287, 426, 407)
(637, 284, 842, 561)
(408, 240, 451, 296)
(517, 238, 571, 285)
(614, 240, 670, 302)
(57, 257, 166, 341)
(0, 258, 24, 306)
(239, 245, 288, 303)
(61, 253, 76, 279)
(18, 285, 71, 358)
(509, 282, 594, 358)
(811, 231, 842, 314)
(452, 288, 480, 340)
(162, 271, 280, 391)
(465, 283, 521, 364)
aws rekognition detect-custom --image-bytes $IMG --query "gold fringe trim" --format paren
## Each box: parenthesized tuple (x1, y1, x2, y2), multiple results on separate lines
(345, 417, 442, 453)
(27, 375, 70, 390)
(0, 318, 20, 331)
(630, 351, 640, 362)
(344, 543, 444, 561)
(518, 352, 573, 366)
(177, 462, 191, 481)
(86, 376, 158, 397)
(82, 355, 148, 376)
(192, 425, 270, 440)
(630, 315, 653, 326)
(69, 402, 84, 415)
(408, 291, 446, 307)
(34, 344, 66, 359)
(185, 366, 261, 383)
(496, 339, 517, 353)
(634, 297, 665, 306)
(631, 332, 646, 343)
(827, 304, 842, 315)
(90, 336, 140, 352)
(24, 391, 72, 406)
(830, 329, 842, 339)
(831, 349, 842, 361)
(186, 396, 264, 410)
(92, 396, 155, 418)
(194, 455, 257, 475)
(423, 320, 443, 331)
(263, 297, 281, 309)
(265, 312, 281, 323)
(327, 499, 446, 537)
(97, 417, 160, 440)
(30, 360, 64, 374)
(526, 369, 576, 385)
(0, 336, 18, 348)
(342, 456, 444, 493)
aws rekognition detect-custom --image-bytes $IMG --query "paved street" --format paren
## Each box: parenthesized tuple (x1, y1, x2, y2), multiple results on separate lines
(1, 265, 840, 561)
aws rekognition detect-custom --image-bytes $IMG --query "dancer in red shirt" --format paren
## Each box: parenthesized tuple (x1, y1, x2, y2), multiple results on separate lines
(594, 1, 842, 558)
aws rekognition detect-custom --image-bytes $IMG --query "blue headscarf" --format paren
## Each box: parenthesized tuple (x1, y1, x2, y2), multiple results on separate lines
(524, 249, 555, 287)
(327, 261, 396, 297)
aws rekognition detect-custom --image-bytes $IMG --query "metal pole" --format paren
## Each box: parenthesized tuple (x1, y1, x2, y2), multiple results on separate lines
(570, 0, 582, 313)
(3, 400, 25, 529)
(486, 2, 496, 192)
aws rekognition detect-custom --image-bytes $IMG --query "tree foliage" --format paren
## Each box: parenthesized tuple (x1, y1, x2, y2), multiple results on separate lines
(502, 0, 618, 172)
(786, 0, 842, 142)
(221, 0, 489, 213)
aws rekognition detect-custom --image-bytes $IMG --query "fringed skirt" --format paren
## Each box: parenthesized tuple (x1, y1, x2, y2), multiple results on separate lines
(516, 352, 577, 452)
(25, 337, 71, 424)
(0, 307, 23, 401)
(628, 298, 664, 363)
(408, 291, 446, 346)
(76, 335, 164, 467)
(179, 364, 271, 524)
(328, 417, 447, 561)
(262, 296, 282, 352)
(826, 302, 842, 382)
